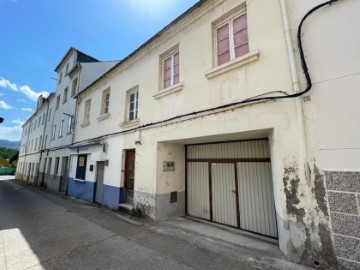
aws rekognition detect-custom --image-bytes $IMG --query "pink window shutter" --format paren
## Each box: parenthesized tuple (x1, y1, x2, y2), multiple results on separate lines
(217, 24, 230, 65)
(233, 15, 249, 58)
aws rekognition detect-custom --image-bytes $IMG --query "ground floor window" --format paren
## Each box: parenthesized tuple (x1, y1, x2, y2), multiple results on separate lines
(75, 154, 87, 180)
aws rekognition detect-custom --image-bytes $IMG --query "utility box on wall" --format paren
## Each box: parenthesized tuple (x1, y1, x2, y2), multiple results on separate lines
(163, 161, 175, 171)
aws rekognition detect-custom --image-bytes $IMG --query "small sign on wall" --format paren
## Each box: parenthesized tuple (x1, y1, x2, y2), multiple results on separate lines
(163, 161, 175, 171)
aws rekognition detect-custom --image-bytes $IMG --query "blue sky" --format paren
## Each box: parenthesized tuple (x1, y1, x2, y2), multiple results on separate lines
(0, 0, 198, 141)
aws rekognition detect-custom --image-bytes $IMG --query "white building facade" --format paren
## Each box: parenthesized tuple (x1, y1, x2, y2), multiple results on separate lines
(17, 0, 359, 269)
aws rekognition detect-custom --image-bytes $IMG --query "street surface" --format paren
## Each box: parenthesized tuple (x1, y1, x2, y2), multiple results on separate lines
(0, 179, 312, 270)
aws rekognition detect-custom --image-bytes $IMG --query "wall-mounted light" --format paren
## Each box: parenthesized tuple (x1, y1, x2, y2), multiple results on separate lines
(135, 130, 141, 145)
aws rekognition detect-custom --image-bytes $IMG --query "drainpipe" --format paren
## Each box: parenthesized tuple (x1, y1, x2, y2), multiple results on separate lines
(280, 0, 309, 182)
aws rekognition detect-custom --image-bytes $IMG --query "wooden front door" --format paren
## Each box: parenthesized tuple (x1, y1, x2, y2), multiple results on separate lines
(124, 150, 135, 205)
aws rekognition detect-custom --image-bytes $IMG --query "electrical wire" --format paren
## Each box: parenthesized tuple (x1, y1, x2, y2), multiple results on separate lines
(66, 0, 339, 147)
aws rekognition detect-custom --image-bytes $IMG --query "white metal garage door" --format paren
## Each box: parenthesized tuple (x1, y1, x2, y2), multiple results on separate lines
(186, 140, 278, 238)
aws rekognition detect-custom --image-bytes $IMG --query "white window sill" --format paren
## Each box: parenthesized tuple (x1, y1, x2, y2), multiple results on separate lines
(97, 113, 110, 122)
(119, 119, 140, 129)
(205, 50, 260, 79)
(74, 178, 85, 183)
(153, 82, 184, 99)
(80, 122, 90, 128)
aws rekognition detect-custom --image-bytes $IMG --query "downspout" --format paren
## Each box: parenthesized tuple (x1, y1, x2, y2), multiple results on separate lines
(280, 0, 309, 181)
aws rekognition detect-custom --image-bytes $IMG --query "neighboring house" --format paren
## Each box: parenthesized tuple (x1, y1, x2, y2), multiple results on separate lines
(37, 48, 118, 193)
(288, 0, 360, 269)
(16, 0, 359, 269)
(17, 94, 53, 184)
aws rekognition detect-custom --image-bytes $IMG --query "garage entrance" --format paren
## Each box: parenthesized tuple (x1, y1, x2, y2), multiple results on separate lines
(186, 139, 277, 238)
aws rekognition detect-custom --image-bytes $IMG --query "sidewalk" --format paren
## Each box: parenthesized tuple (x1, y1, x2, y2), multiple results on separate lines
(7, 179, 313, 270)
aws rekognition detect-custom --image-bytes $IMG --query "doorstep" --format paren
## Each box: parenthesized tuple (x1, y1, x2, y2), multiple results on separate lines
(118, 203, 134, 211)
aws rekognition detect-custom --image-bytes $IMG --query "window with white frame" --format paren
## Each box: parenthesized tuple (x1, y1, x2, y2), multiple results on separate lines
(63, 87, 68, 103)
(39, 135, 42, 150)
(38, 116, 41, 127)
(83, 99, 91, 124)
(101, 88, 110, 115)
(42, 113, 45, 125)
(48, 109, 51, 122)
(125, 87, 139, 122)
(215, 12, 248, 66)
(67, 116, 73, 134)
(59, 120, 64, 137)
(52, 125, 56, 140)
(71, 78, 78, 96)
(162, 49, 179, 89)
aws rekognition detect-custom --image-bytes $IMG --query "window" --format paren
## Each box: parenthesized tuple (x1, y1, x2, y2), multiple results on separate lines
(34, 120, 36, 130)
(42, 113, 46, 125)
(67, 116, 73, 134)
(44, 135, 48, 148)
(216, 13, 248, 66)
(63, 87, 68, 103)
(56, 95, 61, 110)
(39, 135, 42, 150)
(43, 158, 47, 173)
(162, 50, 179, 89)
(38, 116, 41, 127)
(35, 138, 38, 152)
(59, 120, 64, 137)
(83, 99, 91, 124)
(54, 157, 60, 175)
(71, 78, 78, 96)
(48, 109, 51, 122)
(126, 88, 139, 121)
(58, 72, 62, 84)
(101, 88, 110, 115)
(129, 91, 138, 121)
(47, 158, 52, 174)
(75, 154, 87, 180)
(65, 63, 69, 75)
(52, 125, 56, 140)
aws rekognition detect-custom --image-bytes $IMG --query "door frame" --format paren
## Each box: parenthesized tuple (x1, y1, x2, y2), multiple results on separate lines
(124, 149, 136, 204)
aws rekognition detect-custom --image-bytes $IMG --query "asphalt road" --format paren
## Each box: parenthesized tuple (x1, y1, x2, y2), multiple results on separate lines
(0, 179, 311, 270)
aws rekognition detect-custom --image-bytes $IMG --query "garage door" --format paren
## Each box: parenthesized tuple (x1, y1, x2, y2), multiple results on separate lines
(186, 140, 278, 238)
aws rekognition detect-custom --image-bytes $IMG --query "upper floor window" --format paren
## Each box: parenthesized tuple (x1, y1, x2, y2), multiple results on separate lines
(71, 78, 78, 96)
(52, 125, 56, 140)
(65, 63, 69, 75)
(216, 13, 248, 66)
(63, 87, 68, 103)
(38, 116, 41, 127)
(59, 120, 64, 137)
(58, 72, 62, 84)
(83, 99, 91, 124)
(56, 95, 61, 110)
(67, 116, 73, 134)
(42, 113, 46, 125)
(48, 109, 52, 122)
(101, 88, 110, 115)
(126, 87, 139, 121)
(162, 50, 179, 89)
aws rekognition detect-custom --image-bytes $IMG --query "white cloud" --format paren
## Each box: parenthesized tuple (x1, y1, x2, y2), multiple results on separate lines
(0, 77, 18, 91)
(21, 108, 33, 112)
(11, 119, 25, 126)
(0, 77, 49, 102)
(0, 100, 12, 110)
(0, 125, 22, 141)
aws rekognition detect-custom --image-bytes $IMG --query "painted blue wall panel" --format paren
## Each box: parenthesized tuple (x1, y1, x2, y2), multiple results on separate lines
(67, 177, 95, 203)
(103, 184, 123, 209)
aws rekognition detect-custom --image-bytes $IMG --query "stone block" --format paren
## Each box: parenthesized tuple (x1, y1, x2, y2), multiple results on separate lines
(337, 258, 360, 270)
(331, 213, 360, 238)
(328, 192, 359, 215)
(325, 171, 360, 192)
(334, 235, 360, 261)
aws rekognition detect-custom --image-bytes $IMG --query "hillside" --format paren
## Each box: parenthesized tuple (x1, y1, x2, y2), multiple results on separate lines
(0, 140, 21, 149)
